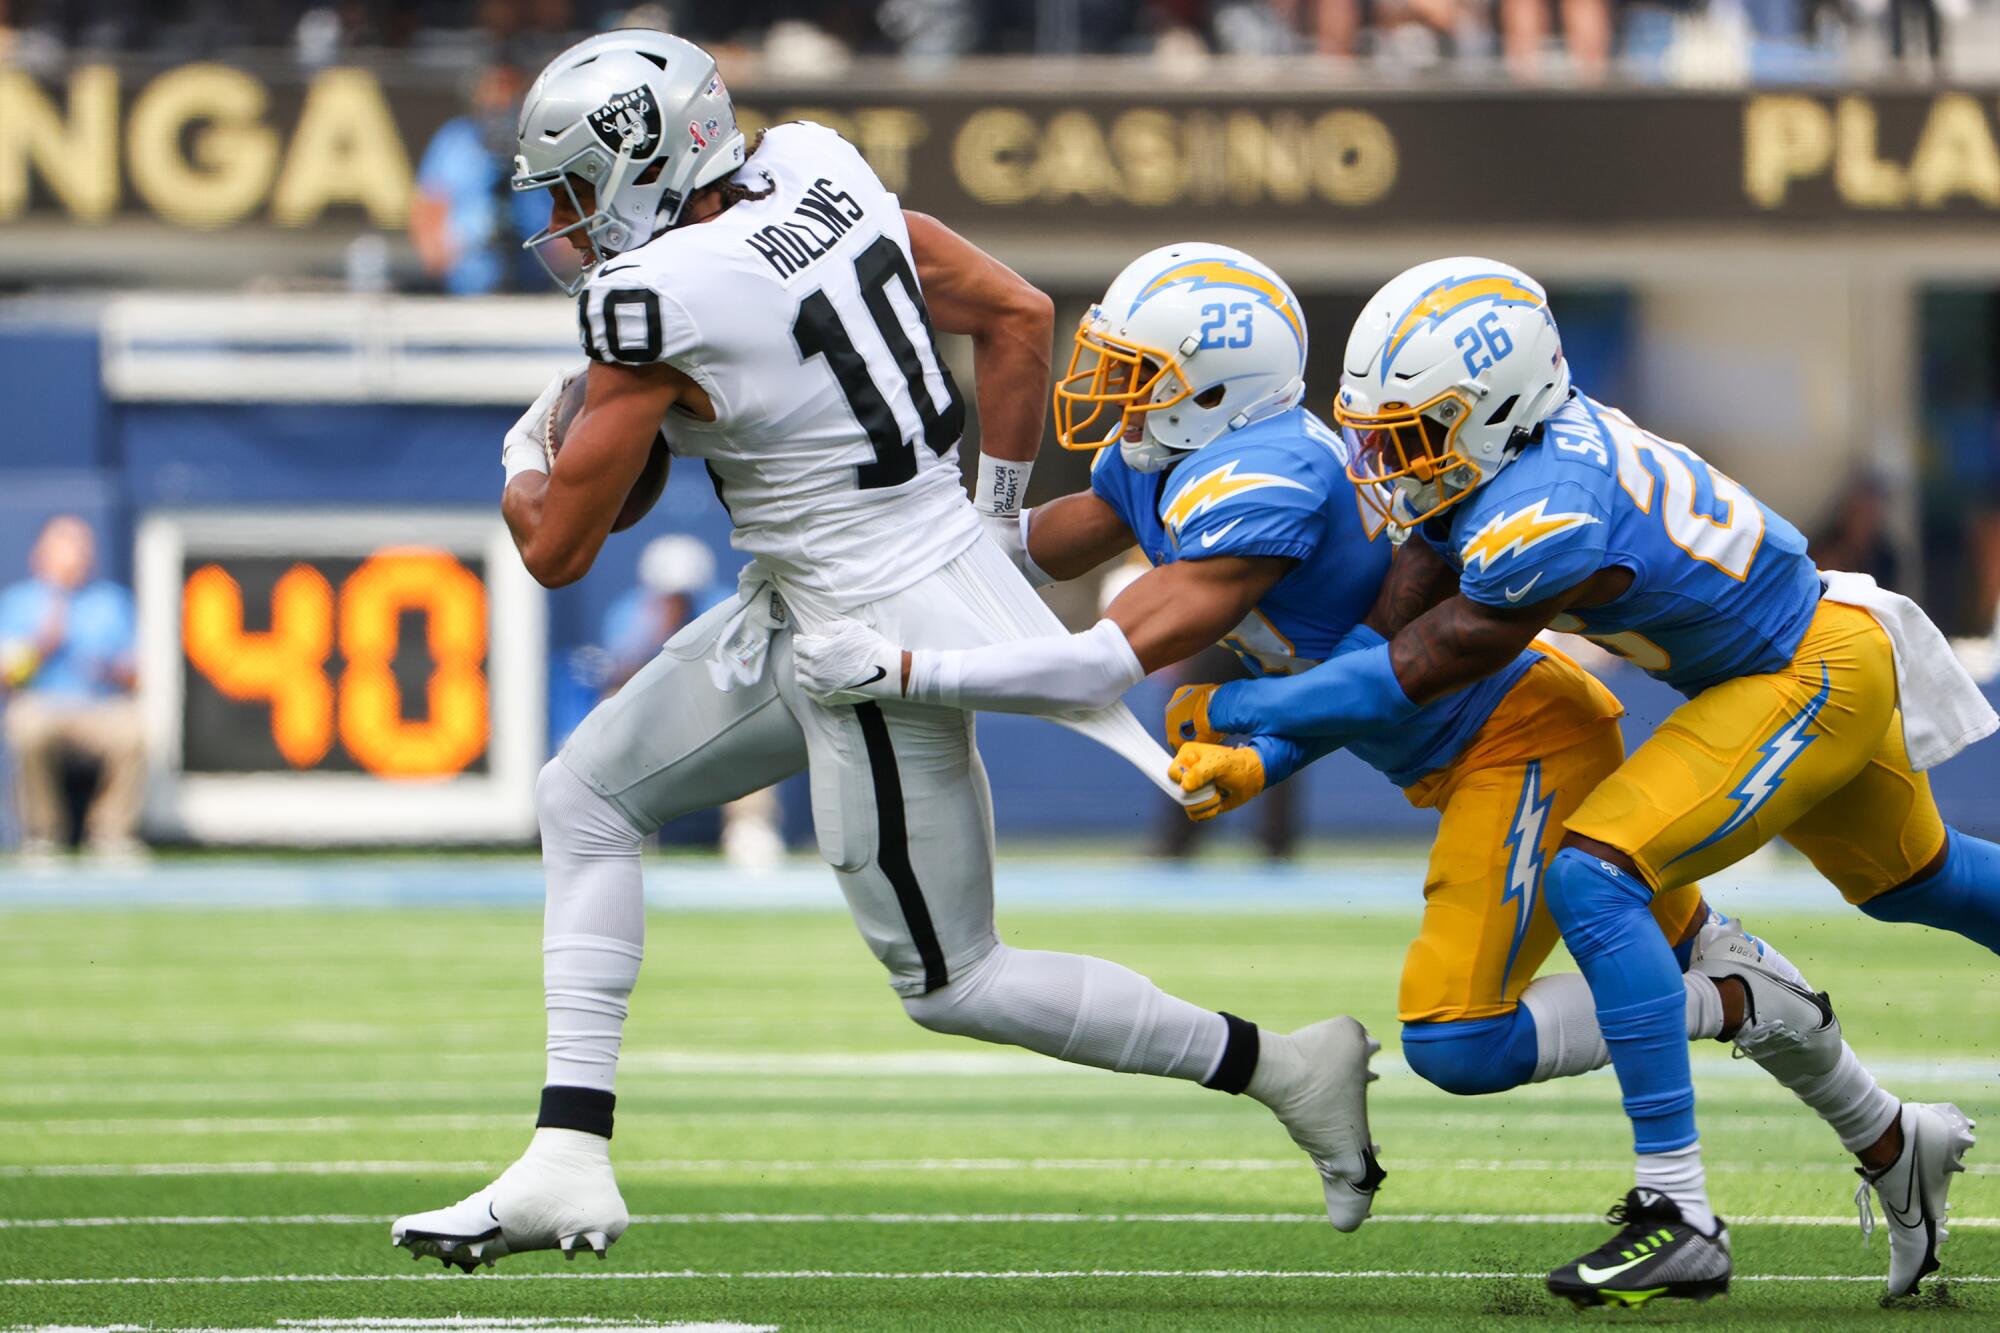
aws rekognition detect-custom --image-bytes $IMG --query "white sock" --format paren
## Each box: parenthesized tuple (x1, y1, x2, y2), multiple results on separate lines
(536, 760, 648, 1094)
(1683, 972, 1724, 1040)
(1635, 1142, 1717, 1236)
(1724, 928, 1900, 1154)
(1520, 972, 1726, 1082)
(1788, 1045, 1903, 1154)
(900, 942, 1227, 1081)
(521, 1125, 612, 1165)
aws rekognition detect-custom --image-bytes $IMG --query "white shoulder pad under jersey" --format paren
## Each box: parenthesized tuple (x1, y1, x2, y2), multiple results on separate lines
(576, 121, 979, 614)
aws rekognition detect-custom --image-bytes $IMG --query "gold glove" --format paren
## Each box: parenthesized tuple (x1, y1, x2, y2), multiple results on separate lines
(1169, 741, 1266, 822)
(1164, 682, 1224, 748)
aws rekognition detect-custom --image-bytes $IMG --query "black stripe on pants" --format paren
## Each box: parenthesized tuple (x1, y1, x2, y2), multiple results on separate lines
(854, 702, 948, 993)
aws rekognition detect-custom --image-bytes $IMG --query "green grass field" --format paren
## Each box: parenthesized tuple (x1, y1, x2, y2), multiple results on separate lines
(3, 883, 1999, 1330)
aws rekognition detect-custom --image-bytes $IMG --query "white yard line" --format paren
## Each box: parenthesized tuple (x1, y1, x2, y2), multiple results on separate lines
(4, 1269, 1995, 1288)
(6, 1156, 1994, 1178)
(0, 1210, 1982, 1229)
(3, 1320, 772, 1328)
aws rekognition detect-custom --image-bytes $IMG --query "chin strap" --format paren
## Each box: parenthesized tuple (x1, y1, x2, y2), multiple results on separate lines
(1224, 375, 1306, 434)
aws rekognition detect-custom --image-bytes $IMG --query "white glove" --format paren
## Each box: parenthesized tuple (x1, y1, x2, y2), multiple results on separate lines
(503, 362, 587, 484)
(793, 618, 906, 704)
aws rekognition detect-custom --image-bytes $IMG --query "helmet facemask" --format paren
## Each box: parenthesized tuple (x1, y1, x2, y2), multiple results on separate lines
(1340, 386, 1488, 529)
(1054, 312, 1199, 465)
(515, 138, 682, 296)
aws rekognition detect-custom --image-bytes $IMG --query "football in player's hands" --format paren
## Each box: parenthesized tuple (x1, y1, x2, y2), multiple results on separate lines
(548, 372, 672, 533)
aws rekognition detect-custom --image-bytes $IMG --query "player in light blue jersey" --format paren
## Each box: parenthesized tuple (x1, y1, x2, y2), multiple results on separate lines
(794, 246, 1938, 1277)
(1168, 257, 1990, 1305)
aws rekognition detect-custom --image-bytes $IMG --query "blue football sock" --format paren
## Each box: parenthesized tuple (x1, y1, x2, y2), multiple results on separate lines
(1544, 847, 1698, 1154)
(1860, 827, 2000, 955)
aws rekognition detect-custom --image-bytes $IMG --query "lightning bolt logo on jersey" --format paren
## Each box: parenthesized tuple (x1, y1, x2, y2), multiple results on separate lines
(1091, 403, 1539, 788)
(1458, 501, 1600, 575)
(1161, 461, 1312, 538)
(1427, 391, 1821, 695)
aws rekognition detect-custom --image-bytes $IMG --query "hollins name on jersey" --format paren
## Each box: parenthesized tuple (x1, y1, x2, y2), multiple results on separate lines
(744, 176, 869, 279)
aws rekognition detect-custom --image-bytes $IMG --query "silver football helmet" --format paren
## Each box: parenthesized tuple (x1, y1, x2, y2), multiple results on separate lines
(513, 30, 747, 293)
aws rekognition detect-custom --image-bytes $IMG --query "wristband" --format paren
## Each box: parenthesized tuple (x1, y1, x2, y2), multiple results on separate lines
(975, 454, 1033, 516)
(504, 437, 552, 484)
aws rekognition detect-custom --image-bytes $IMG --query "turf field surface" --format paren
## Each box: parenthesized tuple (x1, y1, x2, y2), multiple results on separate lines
(3, 865, 1998, 1329)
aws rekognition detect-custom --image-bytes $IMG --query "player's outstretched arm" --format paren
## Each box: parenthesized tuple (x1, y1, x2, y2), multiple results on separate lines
(1180, 590, 1562, 746)
(1024, 492, 1138, 583)
(1364, 537, 1462, 639)
(905, 210, 1053, 473)
(793, 554, 1288, 715)
(502, 362, 680, 588)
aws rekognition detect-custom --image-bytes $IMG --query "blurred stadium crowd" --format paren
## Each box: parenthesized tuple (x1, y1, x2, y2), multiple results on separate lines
(0, 0, 1974, 78)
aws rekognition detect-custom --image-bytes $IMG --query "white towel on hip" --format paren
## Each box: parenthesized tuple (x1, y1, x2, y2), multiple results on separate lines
(1818, 569, 1998, 770)
(705, 570, 787, 692)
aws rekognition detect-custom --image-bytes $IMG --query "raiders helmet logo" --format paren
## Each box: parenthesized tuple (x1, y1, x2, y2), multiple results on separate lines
(587, 86, 663, 156)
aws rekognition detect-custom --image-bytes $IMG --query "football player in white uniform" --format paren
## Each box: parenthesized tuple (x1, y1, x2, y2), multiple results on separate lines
(391, 30, 1381, 1271)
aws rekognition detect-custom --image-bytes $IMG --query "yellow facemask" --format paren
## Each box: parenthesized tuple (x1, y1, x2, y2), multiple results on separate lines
(1053, 316, 1196, 452)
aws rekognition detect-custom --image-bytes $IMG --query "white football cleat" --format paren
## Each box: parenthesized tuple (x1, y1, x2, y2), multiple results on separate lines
(1246, 1015, 1385, 1231)
(1858, 1101, 1977, 1299)
(1690, 915, 1840, 1078)
(391, 1128, 630, 1272)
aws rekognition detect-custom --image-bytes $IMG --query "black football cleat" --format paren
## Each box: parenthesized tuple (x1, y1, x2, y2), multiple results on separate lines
(1547, 1187, 1731, 1309)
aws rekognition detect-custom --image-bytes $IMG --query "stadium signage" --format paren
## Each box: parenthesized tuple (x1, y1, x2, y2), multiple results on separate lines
(3, 64, 1998, 230)
(1743, 92, 2000, 210)
(0, 63, 411, 229)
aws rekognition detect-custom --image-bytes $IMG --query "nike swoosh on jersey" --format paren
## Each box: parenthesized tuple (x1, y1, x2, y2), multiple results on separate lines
(1576, 1252, 1661, 1283)
(595, 263, 641, 278)
(1200, 517, 1248, 549)
(1504, 571, 1545, 603)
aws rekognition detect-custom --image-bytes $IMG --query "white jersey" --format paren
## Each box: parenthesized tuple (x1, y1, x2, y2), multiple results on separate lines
(577, 121, 981, 616)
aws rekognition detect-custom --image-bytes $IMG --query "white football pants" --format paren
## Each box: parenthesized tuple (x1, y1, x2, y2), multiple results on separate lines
(539, 535, 1228, 1095)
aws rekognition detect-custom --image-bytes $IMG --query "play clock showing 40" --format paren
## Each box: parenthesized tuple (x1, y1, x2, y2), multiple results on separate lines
(137, 512, 545, 845)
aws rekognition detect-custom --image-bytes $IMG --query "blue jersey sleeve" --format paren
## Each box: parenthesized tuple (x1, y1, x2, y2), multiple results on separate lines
(1207, 640, 1419, 741)
(1452, 479, 1610, 609)
(1088, 447, 1149, 535)
(1159, 454, 1326, 562)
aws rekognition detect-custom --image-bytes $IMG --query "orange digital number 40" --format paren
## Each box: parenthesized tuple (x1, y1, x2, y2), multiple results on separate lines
(182, 550, 490, 780)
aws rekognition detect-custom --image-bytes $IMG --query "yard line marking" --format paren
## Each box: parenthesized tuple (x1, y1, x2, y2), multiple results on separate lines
(30, 1115, 524, 1137)
(0, 1161, 501, 1178)
(278, 1312, 776, 1320)
(1, 1210, 1990, 1229)
(5, 1320, 772, 1328)
(4, 1052, 1989, 1103)
(6, 1269, 1997, 1288)
(9, 1156, 1996, 1178)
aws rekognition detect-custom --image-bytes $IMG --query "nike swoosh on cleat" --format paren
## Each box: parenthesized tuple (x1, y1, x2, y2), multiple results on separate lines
(1200, 517, 1247, 548)
(1576, 1253, 1660, 1283)
(1504, 572, 1544, 603)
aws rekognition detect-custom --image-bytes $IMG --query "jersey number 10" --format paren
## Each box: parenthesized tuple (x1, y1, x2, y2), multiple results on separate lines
(793, 234, 967, 490)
